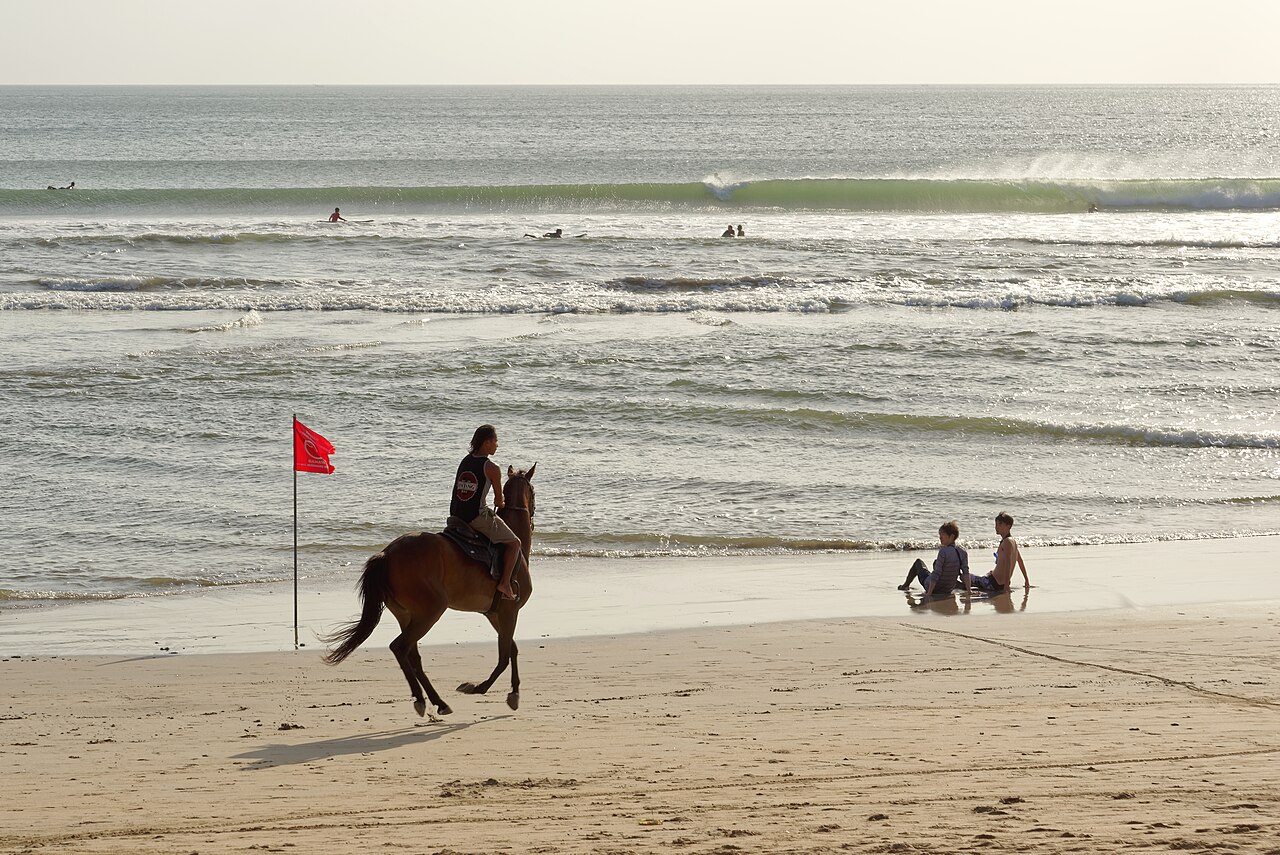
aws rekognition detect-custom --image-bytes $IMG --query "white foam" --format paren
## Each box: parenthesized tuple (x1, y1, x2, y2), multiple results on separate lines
(39, 275, 159, 292)
(186, 309, 264, 333)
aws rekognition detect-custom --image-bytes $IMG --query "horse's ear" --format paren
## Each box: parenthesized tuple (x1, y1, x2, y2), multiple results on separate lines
(526, 462, 536, 480)
(507, 465, 514, 477)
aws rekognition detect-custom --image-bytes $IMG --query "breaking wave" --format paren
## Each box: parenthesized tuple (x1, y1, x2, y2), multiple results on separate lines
(7, 177, 1280, 214)
(8, 278, 1278, 314)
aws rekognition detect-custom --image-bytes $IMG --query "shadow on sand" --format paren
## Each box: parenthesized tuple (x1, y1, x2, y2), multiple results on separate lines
(232, 714, 512, 769)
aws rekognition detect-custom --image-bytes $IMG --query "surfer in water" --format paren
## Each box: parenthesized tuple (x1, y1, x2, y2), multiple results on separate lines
(519, 226, 588, 236)
(721, 224, 736, 238)
(736, 224, 745, 237)
(328, 207, 346, 222)
(46, 181, 75, 190)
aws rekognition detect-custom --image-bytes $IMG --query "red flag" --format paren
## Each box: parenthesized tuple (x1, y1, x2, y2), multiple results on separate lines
(294, 419, 335, 474)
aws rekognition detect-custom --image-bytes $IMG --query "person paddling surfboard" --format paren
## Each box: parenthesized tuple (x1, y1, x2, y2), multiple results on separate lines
(523, 227, 586, 238)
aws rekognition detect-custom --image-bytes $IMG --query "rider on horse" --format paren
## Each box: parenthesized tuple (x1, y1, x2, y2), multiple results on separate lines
(452, 425, 520, 600)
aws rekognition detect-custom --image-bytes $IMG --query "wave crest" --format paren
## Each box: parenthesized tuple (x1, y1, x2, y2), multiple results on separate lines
(7, 177, 1280, 214)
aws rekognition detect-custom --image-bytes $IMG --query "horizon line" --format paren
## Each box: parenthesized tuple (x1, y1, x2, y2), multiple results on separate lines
(4, 81, 1280, 88)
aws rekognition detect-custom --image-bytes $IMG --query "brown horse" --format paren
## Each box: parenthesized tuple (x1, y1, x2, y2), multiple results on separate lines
(321, 465, 536, 717)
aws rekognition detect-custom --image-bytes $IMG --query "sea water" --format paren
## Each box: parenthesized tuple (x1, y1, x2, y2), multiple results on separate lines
(1, 85, 1278, 604)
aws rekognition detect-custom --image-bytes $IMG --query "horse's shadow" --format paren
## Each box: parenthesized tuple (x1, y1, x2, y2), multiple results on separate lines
(232, 715, 510, 769)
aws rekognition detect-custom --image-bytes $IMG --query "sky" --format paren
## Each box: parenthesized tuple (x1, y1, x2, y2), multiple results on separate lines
(3, 0, 1279, 86)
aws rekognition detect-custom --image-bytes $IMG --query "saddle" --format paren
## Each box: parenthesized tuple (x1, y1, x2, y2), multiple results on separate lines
(441, 516, 503, 581)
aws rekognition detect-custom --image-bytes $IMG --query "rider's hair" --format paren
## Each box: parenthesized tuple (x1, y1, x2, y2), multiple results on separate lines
(939, 520, 959, 539)
(995, 512, 1014, 528)
(469, 424, 497, 454)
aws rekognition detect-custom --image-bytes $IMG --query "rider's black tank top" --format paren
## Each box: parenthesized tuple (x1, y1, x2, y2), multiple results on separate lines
(450, 454, 490, 520)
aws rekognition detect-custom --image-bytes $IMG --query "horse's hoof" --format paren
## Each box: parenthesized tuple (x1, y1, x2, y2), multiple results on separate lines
(456, 682, 476, 694)
(437, 703, 453, 716)
(506, 692, 520, 711)
(413, 699, 427, 718)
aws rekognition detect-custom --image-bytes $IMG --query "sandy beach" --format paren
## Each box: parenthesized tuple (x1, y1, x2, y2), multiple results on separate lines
(3, 539, 1279, 854)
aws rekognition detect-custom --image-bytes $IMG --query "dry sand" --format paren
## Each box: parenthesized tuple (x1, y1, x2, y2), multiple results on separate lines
(3, 600, 1279, 854)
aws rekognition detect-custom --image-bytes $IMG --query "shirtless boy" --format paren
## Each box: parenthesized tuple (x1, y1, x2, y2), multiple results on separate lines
(966, 512, 1030, 594)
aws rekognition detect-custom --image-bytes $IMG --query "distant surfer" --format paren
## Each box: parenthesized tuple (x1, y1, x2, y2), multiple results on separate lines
(524, 228, 563, 238)
(721, 224, 735, 238)
(1087, 203, 1099, 213)
(328, 207, 346, 222)
(46, 181, 75, 190)
(736, 224, 745, 237)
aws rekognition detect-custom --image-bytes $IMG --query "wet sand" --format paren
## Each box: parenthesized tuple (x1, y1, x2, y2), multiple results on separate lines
(2, 535, 1277, 656)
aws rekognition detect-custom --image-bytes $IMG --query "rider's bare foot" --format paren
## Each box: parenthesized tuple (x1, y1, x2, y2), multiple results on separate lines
(498, 584, 517, 600)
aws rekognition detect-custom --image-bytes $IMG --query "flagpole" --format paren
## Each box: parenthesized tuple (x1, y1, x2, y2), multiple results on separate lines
(291, 416, 335, 652)
(292, 414, 299, 651)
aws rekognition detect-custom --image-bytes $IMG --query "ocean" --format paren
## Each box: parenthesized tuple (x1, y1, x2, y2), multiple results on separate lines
(1, 85, 1278, 605)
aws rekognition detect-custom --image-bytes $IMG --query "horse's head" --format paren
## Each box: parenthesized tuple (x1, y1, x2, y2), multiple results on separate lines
(504, 462, 536, 519)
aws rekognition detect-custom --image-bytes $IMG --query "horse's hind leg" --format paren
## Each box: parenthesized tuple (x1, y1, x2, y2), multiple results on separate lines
(406, 637, 451, 717)
(389, 608, 449, 717)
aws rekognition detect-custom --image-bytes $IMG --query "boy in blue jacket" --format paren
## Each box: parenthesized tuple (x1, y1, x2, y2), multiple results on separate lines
(898, 520, 969, 598)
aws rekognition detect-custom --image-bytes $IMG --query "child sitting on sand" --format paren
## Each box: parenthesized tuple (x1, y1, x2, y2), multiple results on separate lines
(898, 520, 969, 598)
(965, 512, 1030, 594)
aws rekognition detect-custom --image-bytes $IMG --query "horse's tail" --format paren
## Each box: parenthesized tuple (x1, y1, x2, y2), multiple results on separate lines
(321, 551, 392, 665)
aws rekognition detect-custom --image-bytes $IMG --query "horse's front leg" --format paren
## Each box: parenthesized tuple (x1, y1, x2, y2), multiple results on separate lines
(478, 636, 520, 710)
(506, 640, 520, 710)
(457, 610, 518, 708)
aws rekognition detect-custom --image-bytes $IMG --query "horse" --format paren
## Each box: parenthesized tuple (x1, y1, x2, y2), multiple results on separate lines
(321, 465, 536, 717)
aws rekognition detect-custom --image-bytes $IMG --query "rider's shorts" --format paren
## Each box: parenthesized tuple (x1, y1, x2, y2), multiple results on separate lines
(469, 507, 521, 545)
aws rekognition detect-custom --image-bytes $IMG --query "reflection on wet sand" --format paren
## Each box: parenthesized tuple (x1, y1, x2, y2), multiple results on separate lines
(905, 587, 1031, 615)
(905, 592, 961, 615)
(972, 587, 1031, 614)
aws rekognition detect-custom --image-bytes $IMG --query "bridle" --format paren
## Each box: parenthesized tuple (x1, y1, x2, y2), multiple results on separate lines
(502, 474, 535, 526)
